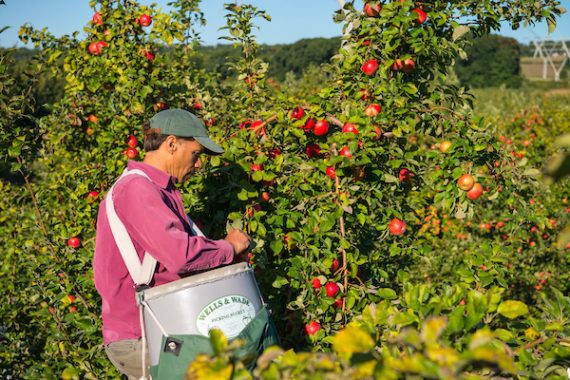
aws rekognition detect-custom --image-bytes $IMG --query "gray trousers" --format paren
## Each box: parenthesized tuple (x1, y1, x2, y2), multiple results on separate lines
(105, 339, 149, 380)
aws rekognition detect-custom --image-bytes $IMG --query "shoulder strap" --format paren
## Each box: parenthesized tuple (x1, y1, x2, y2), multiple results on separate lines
(106, 169, 158, 286)
(187, 215, 205, 237)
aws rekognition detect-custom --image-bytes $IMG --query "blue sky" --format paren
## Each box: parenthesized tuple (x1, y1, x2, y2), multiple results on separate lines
(0, 0, 569, 48)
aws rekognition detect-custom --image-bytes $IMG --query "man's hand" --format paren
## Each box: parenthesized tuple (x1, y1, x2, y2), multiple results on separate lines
(224, 229, 252, 255)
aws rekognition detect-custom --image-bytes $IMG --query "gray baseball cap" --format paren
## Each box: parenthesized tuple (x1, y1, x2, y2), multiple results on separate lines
(149, 108, 224, 155)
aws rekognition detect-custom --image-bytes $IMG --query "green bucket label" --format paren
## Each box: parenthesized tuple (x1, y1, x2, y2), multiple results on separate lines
(196, 295, 256, 338)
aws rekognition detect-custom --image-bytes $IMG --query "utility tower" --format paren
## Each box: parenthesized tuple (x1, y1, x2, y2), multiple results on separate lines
(531, 36, 569, 81)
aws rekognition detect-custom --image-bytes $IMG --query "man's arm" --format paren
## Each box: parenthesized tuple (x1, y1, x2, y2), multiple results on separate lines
(114, 177, 242, 273)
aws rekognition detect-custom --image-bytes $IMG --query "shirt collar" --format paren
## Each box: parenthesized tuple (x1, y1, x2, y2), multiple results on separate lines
(127, 161, 176, 190)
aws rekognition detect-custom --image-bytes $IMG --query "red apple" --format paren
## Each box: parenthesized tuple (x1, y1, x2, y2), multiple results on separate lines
(359, 89, 370, 101)
(305, 321, 321, 335)
(144, 50, 155, 61)
(262, 179, 275, 187)
(311, 278, 322, 289)
(250, 163, 264, 172)
(305, 143, 321, 158)
(127, 135, 138, 148)
(333, 299, 343, 309)
(373, 126, 382, 140)
(268, 147, 282, 158)
(364, 103, 381, 117)
(88, 41, 103, 55)
(388, 218, 407, 235)
(246, 203, 261, 217)
(86, 114, 99, 124)
(313, 120, 329, 136)
(92, 13, 103, 26)
(391, 59, 404, 71)
(412, 8, 427, 24)
(69, 306, 78, 313)
(325, 166, 336, 179)
(361, 59, 379, 76)
(466, 183, 483, 200)
(325, 282, 340, 297)
(67, 294, 76, 303)
(439, 141, 452, 152)
(403, 58, 415, 72)
(342, 123, 358, 134)
(86, 191, 99, 202)
(399, 168, 413, 182)
(331, 258, 340, 272)
(363, 2, 382, 17)
(290, 106, 305, 120)
(250, 120, 266, 136)
(67, 237, 81, 248)
(95, 41, 107, 55)
(239, 120, 251, 130)
(138, 13, 152, 27)
(125, 147, 138, 159)
(457, 174, 475, 191)
(260, 192, 270, 202)
(193, 102, 202, 110)
(154, 101, 168, 111)
(302, 117, 316, 132)
(339, 147, 352, 158)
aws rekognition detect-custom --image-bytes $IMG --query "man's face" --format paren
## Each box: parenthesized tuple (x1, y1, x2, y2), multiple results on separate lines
(172, 138, 204, 183)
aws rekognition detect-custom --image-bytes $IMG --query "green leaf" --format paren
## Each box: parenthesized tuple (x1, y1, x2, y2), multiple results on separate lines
(269, 240, 283, 255)
(252, 171, 263, 182)
(237, 189, 249, 201)
(209, 329, 228, 355)
(271, 275, 288, 288)
(384, 174, 399, 183)
(497, 300, 529, 319)
(523, 168, 540, 177)
(61, 367, 79, 380)
(495, 328, 514, 342)
(421, 317, 447, 345)
(377, 288, 397, 300)
(332, 325, 374, 358)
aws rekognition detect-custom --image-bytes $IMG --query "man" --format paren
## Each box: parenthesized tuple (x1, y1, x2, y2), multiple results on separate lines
(93, 108, 251, 379)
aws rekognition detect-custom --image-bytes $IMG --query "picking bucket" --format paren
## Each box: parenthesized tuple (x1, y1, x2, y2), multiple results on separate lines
(138, 262, 265, 367)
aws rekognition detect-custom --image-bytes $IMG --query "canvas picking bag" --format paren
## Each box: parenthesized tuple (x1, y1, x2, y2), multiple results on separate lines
(106, 169, 279, 380)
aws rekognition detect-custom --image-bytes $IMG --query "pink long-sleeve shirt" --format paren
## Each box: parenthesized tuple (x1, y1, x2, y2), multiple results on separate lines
(93, 161, 234, 344)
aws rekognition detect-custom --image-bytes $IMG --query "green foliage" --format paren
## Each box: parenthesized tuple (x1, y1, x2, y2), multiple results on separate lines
(455, 34, 523, 88)
(186, 286, 570, 379)
(0, 0, 568, 378)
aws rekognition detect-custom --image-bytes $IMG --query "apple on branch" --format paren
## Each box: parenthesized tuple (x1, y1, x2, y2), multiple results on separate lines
(364, 104, 381, 117)
(92, 13, 103, 26)
(361, 59, 379, 76)
(313, 120, 329, 136)
(363, 2, 382, 17)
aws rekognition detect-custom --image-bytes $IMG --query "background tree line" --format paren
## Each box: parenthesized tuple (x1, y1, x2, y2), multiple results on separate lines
(4, 34, 568, 114)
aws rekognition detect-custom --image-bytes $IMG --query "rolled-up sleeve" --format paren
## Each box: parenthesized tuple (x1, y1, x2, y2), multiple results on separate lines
(113, 176, 234, 274)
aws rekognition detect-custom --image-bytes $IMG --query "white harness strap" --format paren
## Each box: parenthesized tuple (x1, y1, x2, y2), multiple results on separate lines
(106, 169, 158, 286)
